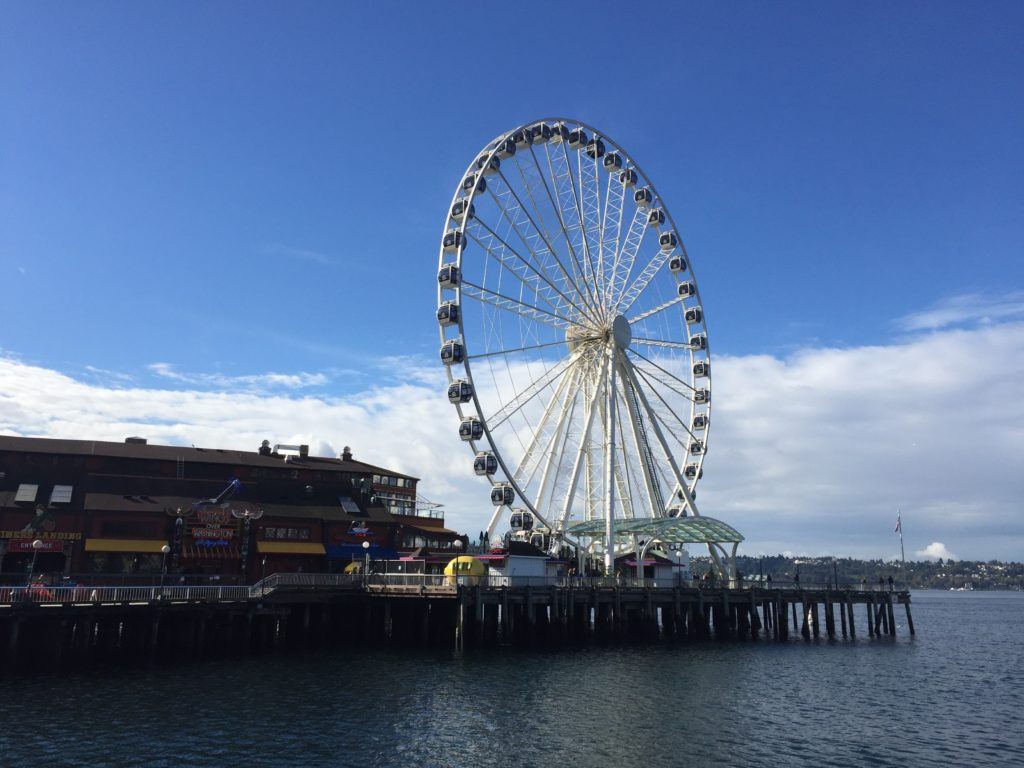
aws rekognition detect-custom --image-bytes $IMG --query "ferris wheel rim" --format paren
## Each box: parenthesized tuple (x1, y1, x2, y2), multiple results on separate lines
(437, 118, 712, 543)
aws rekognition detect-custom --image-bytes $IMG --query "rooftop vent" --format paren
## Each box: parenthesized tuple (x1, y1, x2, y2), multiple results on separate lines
(341, 446, 353, 461)
(125, 437, 147, 445)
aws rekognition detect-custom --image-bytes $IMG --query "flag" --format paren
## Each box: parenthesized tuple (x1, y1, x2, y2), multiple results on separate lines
(894, 511, 902, 534)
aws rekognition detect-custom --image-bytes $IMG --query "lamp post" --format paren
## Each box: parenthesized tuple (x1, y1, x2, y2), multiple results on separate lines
(160, 544, 171, 596)
(260, 556, 267, 598)
(362, 539, 371, 584)
(452, 538, 464, 588)
(27, 538, 43, 586)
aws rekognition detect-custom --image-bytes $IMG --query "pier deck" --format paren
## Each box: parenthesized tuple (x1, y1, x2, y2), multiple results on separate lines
(0, 574, 914, 668)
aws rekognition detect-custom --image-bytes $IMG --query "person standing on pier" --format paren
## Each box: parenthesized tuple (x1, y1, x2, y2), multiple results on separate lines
(888, 575, 894, 592)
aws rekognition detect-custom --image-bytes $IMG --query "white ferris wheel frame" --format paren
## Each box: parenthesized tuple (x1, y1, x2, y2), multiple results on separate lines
(437, 118, 717, 571)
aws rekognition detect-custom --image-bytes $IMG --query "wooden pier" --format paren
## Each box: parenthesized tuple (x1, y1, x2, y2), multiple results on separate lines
(0, 576, 914, 669)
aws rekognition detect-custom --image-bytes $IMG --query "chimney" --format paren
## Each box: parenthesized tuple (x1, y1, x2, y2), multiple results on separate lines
(299, 444, 309, 458)
(125, 437, 147, 445)
(341, 446, 353, 462)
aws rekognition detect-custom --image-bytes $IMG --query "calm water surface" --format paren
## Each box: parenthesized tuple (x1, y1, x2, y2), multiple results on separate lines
(1, 591, 1021, 767)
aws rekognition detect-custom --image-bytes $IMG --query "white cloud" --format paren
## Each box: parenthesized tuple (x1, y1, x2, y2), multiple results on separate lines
(261, 242, 338, 266)
(915, 542, 958, 561)
(1, 313, 1022, 560)
(897, 291, 1024, 332)
(147, 363, 328, 391)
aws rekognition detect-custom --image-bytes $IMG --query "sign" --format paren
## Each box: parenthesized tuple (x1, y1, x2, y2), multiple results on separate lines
(0, 530, 81, 541)
(196, 507, 231, 525)
(7, 538, 65, 553)
(192, 527, 234, 540)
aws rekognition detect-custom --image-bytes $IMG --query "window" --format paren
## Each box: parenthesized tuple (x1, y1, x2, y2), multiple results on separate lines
(101, 521, 156, 538)
(50, 484, 73, 504)
(264, 527, 311, 540)
(14, 483, 38, 502)
(338, 496, 362, 514)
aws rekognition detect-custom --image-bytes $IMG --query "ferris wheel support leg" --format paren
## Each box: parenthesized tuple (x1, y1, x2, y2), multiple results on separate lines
(603, 353, 618, 574)
(615, 355, 665, 518)
(618, 355, 728, 580)
(551, 355, 608, 553)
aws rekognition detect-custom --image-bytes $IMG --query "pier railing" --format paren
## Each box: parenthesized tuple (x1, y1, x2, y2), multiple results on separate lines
(0, 572, 909, 607)
(0, 584, 252, 605)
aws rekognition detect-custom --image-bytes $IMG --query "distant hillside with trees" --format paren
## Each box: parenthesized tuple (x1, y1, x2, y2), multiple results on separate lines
(689, 554, 1023, 590)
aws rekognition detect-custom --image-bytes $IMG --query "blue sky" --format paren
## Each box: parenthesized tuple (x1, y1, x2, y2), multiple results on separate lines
(2, 2, 1022, 559)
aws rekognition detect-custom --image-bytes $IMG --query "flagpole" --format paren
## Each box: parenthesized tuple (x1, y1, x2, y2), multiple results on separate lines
(897, 509, 906, 585)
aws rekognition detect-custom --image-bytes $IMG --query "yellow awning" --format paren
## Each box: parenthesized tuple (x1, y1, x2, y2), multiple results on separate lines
(84, 538, 169, 553)
(256, 541, 326, 555)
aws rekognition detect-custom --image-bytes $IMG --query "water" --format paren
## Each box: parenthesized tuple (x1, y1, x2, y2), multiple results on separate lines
(1, 592, 1021, 767)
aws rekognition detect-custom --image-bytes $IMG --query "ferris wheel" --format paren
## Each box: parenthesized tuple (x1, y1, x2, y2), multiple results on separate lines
(437, 119, 722, 573)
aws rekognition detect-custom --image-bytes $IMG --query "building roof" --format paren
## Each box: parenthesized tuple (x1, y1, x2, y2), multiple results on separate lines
(397, 521, 461, 536)
(0, 435, 418, 481)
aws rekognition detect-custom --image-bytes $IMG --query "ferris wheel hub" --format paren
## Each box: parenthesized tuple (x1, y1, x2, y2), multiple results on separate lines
(610, 314, 632, 350)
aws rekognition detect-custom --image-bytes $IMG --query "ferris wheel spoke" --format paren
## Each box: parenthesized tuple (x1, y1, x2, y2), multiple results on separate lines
(464, 221, 581, 322)
(488, 171, 595, 320)
(531, 145, 602, 313)
(470, 216, 596, 324)
(509, 365, 577, 487)
(607, 207, 649, 313)
(578, 147, 605, 308)
(468, 336, 588, 362)
(502, 160, 601, 320)
(529, 366, 583, 512)
(630, 336, 697, 351)
(599, 171, 626, 315)
(617, 245, 679, 315)
(558, 141, 601, 307)
(460, 280, 574, 331)
(627, 348, 698, 394)
(628, 295, 688, 325)
(485, 355, 577, 430)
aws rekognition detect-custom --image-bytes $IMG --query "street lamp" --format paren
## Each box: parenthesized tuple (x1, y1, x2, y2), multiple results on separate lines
(362, 539, 371, 582)
(260, 556, 267, 598)
(160, 544, 171, 596)
(452, 539, 464, 588)
(27, 538, 43, 585)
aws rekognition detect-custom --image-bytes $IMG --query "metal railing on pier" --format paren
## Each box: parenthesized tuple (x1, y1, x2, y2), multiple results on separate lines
(0, 584, 252, 605)
(0, 573, 907, 608)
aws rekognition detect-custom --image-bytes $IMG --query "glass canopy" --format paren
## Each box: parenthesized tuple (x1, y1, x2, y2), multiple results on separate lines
(566, 516, 743, 543)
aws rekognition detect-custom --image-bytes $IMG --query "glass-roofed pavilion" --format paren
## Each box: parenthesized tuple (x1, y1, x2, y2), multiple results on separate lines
(566, 516, 744, 581)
